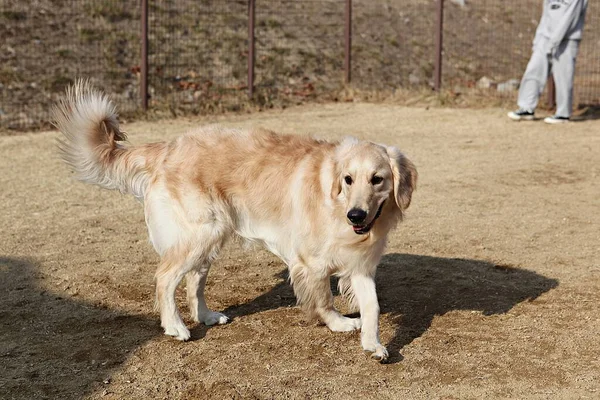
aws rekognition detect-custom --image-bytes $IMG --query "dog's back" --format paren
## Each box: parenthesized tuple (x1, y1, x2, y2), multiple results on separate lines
(145, 127, 338, 260)
(162, 128, 333, 207)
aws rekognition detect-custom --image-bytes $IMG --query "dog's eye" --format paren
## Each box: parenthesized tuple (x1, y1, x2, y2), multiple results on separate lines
(371, 176, 384, 185)
(344, 176, 353, 185)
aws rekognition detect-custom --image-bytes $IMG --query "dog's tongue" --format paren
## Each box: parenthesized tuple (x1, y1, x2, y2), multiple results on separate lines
(353, 225, 364, 232)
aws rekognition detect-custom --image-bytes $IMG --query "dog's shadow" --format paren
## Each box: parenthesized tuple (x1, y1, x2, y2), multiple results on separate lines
(0, 257, 159, 399)
(222, 253, 558, 363)
(0, 253, 558, 398)
(376, 253, 557, 362)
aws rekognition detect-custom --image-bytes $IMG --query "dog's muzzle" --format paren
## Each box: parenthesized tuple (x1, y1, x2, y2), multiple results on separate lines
(352, 201, 385, 235)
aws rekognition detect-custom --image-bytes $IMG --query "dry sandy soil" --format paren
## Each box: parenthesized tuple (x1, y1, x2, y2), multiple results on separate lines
(1, 104, 599, 399)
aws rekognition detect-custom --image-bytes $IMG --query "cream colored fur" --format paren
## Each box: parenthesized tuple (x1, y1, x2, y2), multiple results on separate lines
(52, 81, 417, 361)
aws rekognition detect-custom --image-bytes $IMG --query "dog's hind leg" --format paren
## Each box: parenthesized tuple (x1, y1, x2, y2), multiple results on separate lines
(155, 245, 197, 341)
(186, 260, 229, 326)
(155, 224, 227, 340)
(289, 263, 361, 332)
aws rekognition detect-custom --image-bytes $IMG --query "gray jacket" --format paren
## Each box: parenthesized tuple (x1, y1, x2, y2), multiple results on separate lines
(534, 0, 588, 53)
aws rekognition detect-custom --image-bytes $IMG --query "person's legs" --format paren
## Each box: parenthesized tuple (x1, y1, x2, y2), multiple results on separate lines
(552, 39, 580, 118)
(517, 41, 551, 112)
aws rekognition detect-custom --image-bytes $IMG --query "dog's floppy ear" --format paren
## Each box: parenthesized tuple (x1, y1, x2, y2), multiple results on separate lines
(385, 146, 417, 210)
(330, 165, 342, 199)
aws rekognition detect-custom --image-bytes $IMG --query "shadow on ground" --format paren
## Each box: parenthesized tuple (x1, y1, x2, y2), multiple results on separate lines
(573, 104, 600, 121)
(0, 253, 558, 397)
(221, 253, 558, 364)
(220, 269, 296, 320)
(377, 253, 558, 363)
(0, 257, 159, 400)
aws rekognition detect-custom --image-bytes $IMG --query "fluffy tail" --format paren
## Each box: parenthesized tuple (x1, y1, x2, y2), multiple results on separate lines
(52, 80, 157, 199)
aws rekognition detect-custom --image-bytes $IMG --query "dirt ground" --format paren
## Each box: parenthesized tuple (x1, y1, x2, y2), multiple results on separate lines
(1, 103, 599, 399)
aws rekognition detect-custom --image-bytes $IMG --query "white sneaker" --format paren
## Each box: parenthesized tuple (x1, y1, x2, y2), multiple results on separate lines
(544, 115, 570, 124)
(508, 109, 535, 121)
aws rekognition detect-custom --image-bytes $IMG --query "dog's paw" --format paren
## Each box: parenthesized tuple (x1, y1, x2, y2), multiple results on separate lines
(202, 311, 229, 326)
(370, 345, 389, 362)
(363, 344, 388, 362)
(327, 316, 361, 332)
(163, 323, 191, 341)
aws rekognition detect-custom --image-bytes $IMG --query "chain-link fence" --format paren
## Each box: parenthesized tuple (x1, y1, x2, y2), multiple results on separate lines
(0, 0, 140, 130)
(147, 0, 247, 114)
(253, 0, 344, 104)
(442, 0, 599, 106)
(1, 0, 598, 131)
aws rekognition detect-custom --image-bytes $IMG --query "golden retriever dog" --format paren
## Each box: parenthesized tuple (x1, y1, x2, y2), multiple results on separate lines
(52, 81, 417, 361)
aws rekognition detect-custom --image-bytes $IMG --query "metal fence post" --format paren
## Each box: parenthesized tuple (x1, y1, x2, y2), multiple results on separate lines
(344, 0, 352, 84)
(141, 0, 148, 111)
(434, 0, 444, 91)
(248, 0, 255, 99)
(547, 75, 556, 109)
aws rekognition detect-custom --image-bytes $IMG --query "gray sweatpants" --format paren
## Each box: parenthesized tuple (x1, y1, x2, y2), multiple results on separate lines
(517, 37, 580, 118)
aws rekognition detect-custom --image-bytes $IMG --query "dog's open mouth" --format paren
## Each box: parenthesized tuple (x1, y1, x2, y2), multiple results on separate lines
(352, 202, 385, 235)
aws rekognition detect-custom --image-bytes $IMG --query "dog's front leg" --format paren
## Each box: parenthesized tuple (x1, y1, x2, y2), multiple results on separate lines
(351, 274, 388, 361)
(289, 263, 360, 332)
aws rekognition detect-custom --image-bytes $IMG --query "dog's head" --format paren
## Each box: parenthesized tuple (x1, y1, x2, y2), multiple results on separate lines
(331, 138, 417, 235)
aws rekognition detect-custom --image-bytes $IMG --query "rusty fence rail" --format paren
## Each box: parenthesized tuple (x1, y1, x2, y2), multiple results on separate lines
(1, 0, 599, 130)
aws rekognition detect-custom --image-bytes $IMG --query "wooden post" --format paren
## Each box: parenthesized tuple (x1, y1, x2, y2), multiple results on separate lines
(140, 0, 148, 111)
(344, 0, 352, 84)
(434, 0, 444, 91)
(248, 0, 255, 98)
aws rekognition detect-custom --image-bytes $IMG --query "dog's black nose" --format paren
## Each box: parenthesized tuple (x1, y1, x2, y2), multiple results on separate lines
(347, 208, 367, 224)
